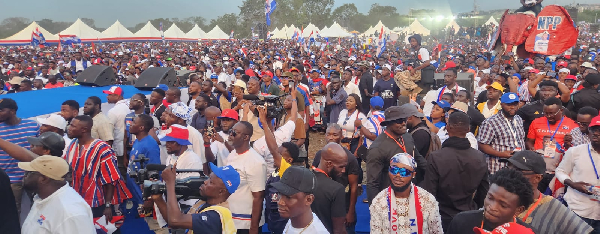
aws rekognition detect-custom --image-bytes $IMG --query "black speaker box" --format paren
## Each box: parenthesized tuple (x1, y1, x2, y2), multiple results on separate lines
(135, 67, 177, 90)
(75, 66, 116, 86)
(433, 72, 474, 96)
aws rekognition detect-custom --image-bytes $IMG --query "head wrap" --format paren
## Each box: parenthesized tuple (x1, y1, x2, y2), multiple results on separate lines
(168, 102, 192, 123)
(390, 153, 416, 169)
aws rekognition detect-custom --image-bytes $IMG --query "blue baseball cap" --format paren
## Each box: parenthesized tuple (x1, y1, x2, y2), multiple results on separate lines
(209, 162, 240, 194)
(155, 84, 169, 91)
(370, 96, 384, 109)
(431, 100, 451, 109)
(501, 92, 520, 104)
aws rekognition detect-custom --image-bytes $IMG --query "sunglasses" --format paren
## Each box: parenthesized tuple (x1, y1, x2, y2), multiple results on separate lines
(389, 166, 413, 177)
(229, 130, 244, 137)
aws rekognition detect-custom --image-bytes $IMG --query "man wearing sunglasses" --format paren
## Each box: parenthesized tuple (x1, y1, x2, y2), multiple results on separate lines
(370, 153, 443, 233)
(503, 151, 593, 234)
(366, 105, 426, 203)
(526, 97, 577, 193)
(564, 106, 598, 148)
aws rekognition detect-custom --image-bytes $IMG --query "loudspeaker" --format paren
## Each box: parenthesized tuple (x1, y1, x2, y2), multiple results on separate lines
(135, 67, 177, 90)
(75, 66, 116, 86)
(433, 72, 474, 97)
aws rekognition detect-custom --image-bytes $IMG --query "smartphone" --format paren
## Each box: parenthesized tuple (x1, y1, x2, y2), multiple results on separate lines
(289, 81, 295, 88)
(206, 120, 215, 137)
(547, 72, 556, 77)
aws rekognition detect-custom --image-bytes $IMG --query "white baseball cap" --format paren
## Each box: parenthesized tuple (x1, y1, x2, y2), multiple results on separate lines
(37, 114, 67, 130)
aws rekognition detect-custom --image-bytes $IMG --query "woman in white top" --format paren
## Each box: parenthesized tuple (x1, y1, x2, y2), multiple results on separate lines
(337, 94, 366, 154)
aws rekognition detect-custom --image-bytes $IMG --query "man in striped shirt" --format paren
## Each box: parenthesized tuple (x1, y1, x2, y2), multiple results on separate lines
(0, 98, 39, 215)
(64, 115, 131, 220)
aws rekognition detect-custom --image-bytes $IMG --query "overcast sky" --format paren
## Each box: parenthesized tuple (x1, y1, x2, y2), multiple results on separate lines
(0, 0, 593, 28)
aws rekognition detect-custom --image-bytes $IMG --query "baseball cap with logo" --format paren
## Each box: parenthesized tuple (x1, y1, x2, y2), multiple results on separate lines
(431, 100, 451, 109)
(486, 82, 505, 92)
(382, 64, 392, 71)
(501, 92, 519, 104)
(102, 86, 124, 96)
(500, 150, 546, 174)
(473, 222, 534, 234)
(271, 166, 316, 196)
(18, 155, 69, 181)
(27, 132, 66, 155)
(218, 109, 239, 121)
(37, 114, 67, 130)
(557, 61, 568, 67)
(441, 61, 456, 71)
(209, 162, 240, 194)
(159, 124, 192, 145)
(588, 115, 600, 128)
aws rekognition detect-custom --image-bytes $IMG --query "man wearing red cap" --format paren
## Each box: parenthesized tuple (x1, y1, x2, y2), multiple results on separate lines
(104, 86, 131, 168)
(260, 71, 280, 95)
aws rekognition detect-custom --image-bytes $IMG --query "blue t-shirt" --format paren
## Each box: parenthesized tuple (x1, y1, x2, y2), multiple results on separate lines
(0, 120, 39, 183)
(427, 116, 447, 129)
(128, 135, 161, 171)
(192, 205, 223, 233)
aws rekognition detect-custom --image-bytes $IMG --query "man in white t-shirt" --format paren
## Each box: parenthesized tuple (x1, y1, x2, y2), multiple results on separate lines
(272, 166, 329, 234)
(226, 121, 267, 233)
(159, 102, 205, 169)
(65, 51, 92, 72)
(104, 86, 131, 159)
(20, 156, 95, 234)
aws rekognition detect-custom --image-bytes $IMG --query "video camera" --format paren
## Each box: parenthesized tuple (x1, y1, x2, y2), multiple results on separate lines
(243, 94, 285, 119)
(129, 156, 207, 200)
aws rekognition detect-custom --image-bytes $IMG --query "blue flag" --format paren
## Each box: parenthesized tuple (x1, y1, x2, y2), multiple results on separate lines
(265, 0, 277, 26)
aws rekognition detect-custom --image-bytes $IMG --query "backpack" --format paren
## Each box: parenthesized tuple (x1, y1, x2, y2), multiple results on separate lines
(410, 126, 442, 158)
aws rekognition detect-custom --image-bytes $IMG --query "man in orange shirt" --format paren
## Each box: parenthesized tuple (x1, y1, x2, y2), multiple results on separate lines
(526, 97, 578, 193)
(44, 75, 64, 89)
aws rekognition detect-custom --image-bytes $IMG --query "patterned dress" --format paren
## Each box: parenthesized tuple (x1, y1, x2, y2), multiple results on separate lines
(370, 185, 443, 234)
(64, 139, 131, 207)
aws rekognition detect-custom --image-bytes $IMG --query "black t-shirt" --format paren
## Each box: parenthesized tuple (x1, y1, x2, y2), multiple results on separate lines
(373, 77, 399, 110)
(447, 209, 536, 234)
(312, 148, 361, 188)
(0, 169, 20, 234)
(191, 203, 223, 233)
(311, 171, 347, 233)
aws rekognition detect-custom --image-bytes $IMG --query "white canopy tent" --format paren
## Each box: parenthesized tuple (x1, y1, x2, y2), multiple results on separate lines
(362, 21, 391, 37)
(164, 23, 187, 39)
(445, 20, 460, 34)
(270, 27, 280, 36)
(102, 20, 134, 39)
(134, 21, 162, 38)
(1, 21, 58, 41)
(206, 25, 229, 39)
(59, 18, 105, 40)
(320, 22, 352, 38)
(301, 23, 319, 37)
(186, 24, 207, 40)
(484, 16, 499, 26)
(403, 19, 431, 36)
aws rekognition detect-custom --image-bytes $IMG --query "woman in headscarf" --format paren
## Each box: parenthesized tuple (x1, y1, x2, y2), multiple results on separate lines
(369, 153, 443, 233)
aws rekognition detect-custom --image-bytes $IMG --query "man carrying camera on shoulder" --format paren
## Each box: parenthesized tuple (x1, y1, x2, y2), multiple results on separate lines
(152, 162, 240, 234)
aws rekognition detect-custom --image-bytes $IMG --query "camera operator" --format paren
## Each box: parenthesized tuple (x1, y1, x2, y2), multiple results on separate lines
(155, 124, 204, 229)
(239, 77, 265, 143)
(152, 163, 240, 234)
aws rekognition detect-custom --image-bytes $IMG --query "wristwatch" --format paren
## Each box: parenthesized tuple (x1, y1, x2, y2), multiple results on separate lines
(105, 203, 112, 208)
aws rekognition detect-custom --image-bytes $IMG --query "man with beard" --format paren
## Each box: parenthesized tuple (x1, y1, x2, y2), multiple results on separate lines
(65, 51, 91, 73)
(166, 87, 182, 104)
(124, 94, 159, 165)
(19, 156, 95, 234)
(367, 105, 426, 203)
(187, 81, 202, 111)
(59, 100, 79, 127)
(526, 97, 578, 193)
(422, 68, 466, 116)
(517, 80, 571, 135)
(84, 96, 114, 145)
(423, 112, 489, 231)
(478, 93, 526, 175)
(357, 62, 375, 114)
(201, 80, 220, 107)
(370, 153, 443, 233)
(564, 106, 598, 148)
(64, 115, 131, 220)
(447, 168, 535, 233)
(477, 82, 503, 118)
(190, 94, 210, 131)
(272, 166, 329, 233)
(404, 103, 432, 158)
(150, 88, 168, 125)
(311, 143, 348, 234)
(326, 76, 347, 124)
(312, 124, 361, 233)
(556, 115, 600, 232)
(213, 109, 238, 166)
(152, 162, 240, 234)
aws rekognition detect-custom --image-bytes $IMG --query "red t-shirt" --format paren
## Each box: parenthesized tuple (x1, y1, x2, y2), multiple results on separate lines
(527, 116, 578, 150)
(44, 82, 64, 89)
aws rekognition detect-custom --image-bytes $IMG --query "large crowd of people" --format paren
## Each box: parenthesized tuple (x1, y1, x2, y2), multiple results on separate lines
(0, 12, 600, 234)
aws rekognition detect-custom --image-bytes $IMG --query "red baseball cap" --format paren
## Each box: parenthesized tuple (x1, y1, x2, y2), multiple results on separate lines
(262, 71, 274, 77)
(218, 109, 239, 121)
(441, 61, 456, 71)
(557, 61, 568, 67)
(589, 115, 600, 128)
(565, 75, 577, 81)
(289, 67, 300, 73)
(529, 69, 540, 73)
(189, 66, 196, 71)
(473, 222, 534, 234)
(102, 86, 124, 96)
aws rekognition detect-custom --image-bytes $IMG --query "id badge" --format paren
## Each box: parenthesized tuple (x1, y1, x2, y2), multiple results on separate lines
(543, 136, 556, 158)
(589, 186, 600, 202)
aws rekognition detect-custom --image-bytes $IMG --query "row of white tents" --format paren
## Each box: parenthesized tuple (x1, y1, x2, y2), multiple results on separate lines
(0, 18, 231, 45)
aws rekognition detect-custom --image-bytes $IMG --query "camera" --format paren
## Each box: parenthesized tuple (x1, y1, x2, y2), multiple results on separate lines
(131, 162, 208, 201)
(128, 154, 161, 184)
(243, 94, 285, 119)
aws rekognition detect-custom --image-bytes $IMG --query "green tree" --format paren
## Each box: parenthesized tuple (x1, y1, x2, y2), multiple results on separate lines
(209, 13, 240, 36)
(331, 3, 369, 32)
(367, 3, 400, 26)
(0, 17, 30, 39)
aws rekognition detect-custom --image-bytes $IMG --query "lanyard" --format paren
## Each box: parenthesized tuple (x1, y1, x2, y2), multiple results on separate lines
(587, 146, 600, 180)
(384, 131, 406, 153)
(522, 193, 543, 220)
(546, 117, 564, 141)
(437, 84, 458, 101)
(502, 113, 520, 147)
(312, 166, 329, 178)
(263, 83, 272, 93)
